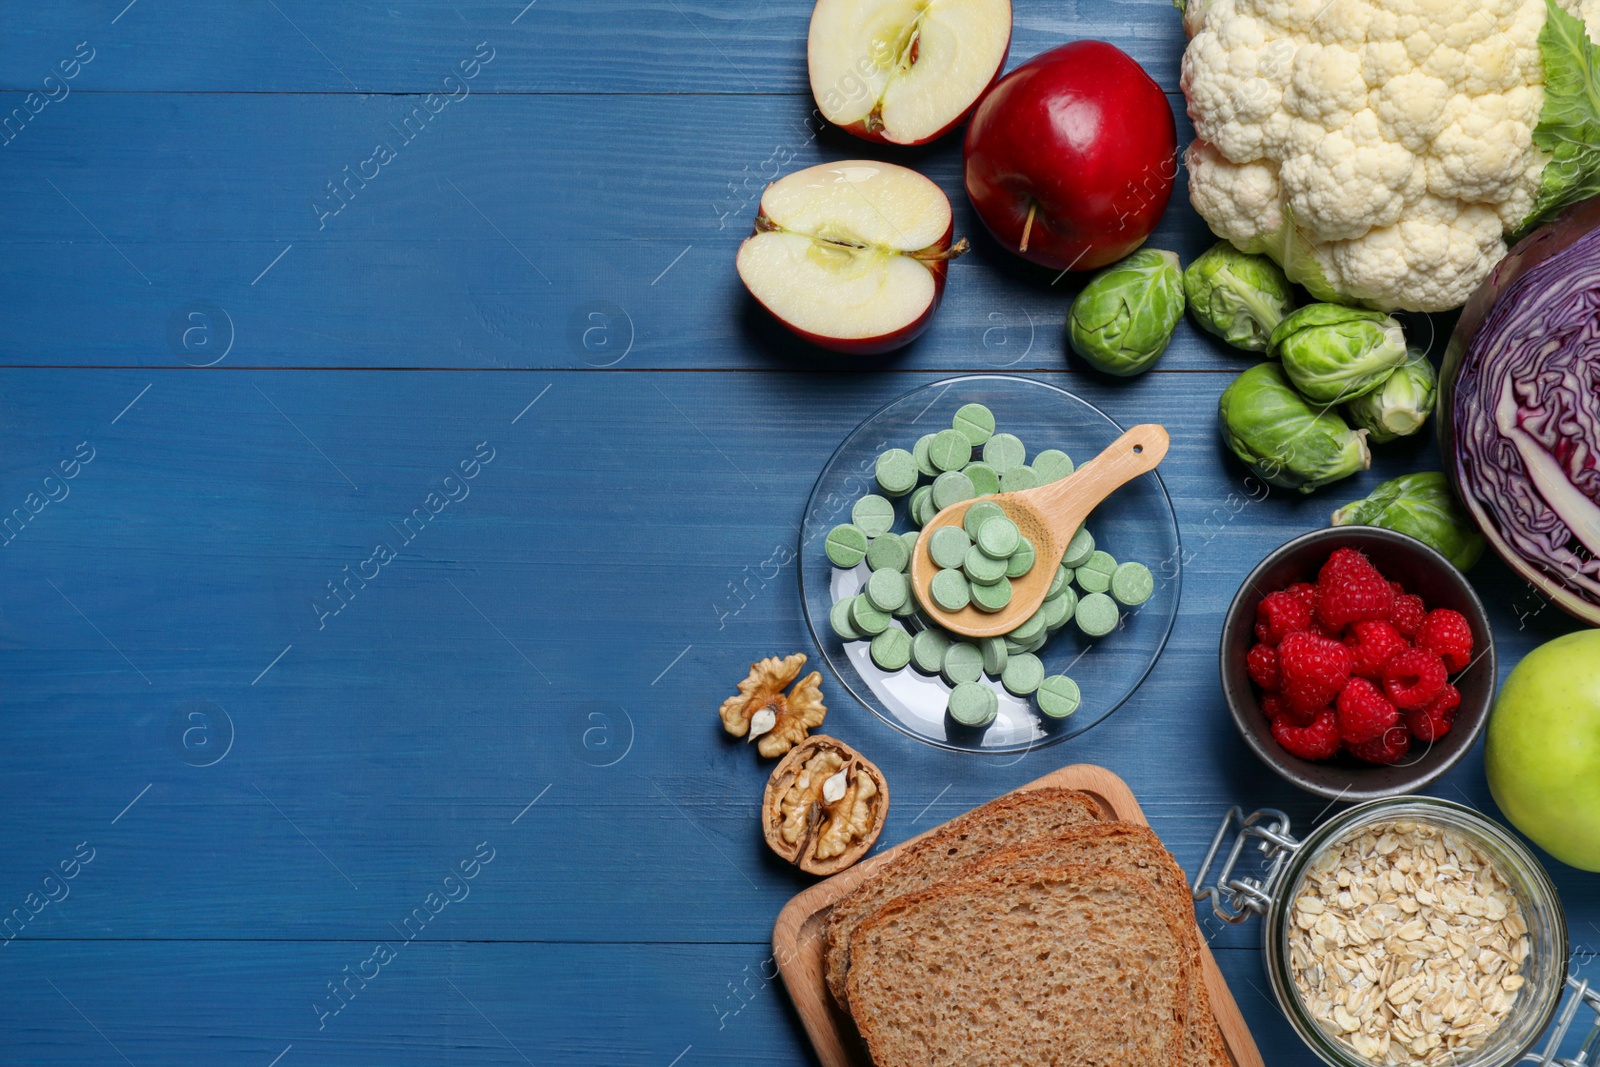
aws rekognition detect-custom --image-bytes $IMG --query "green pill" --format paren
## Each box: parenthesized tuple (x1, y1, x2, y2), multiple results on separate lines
(1112, 561, 1155, 606)
(979, 635, 1009, 676)
(977, 516, 1021, 558)
(952, 404, 996, 446)
(929, 429, 973, 472)
(1000, 464, 1039, 492)
(912, 433, 939, 478)
(1037, 675, 1082, 719)
(866, 532, 912, 573)
(971, 576, 1013, 613)
(1002, 652, 1045, 696)
(931, 470, 976, 510)
(941, 642, 985, 686)
(948, 681, 998, 727)
(908, 485, 932, 524)
(1004, 636, 1030, 655)
(929, 527, 971, 569)
(929, 568, 971, 612)
(899, 530, 921, 560)
(963, 544, 1009, 584)
(870, 627, 913, 671)
(1006, 537, 1036, 578)
(964, 461, 1001, 495)
(892, 597, 918, 618)
(850, 594, 893, 636)
(1010, 608, 1049, 645)
(866, 567, 909, 612)
(829, 597, 862, 640)
(1076, 550, 1118, 594)
(1043, 586, 1078, 630)
(910, 628, 950, 674)
(1061, 525, 1096, 568)
(851, 495, 896, 539)
(983, 433, 1026, 472)
(875, 448, 918, 497)
(1075, 591, 1120, 637)
(825, 524, 869, 567)
(915, 488, 939, 527)
(963, 500, 1006, 538)
(1047, 564, 1069, 598)
(1032, 449, 1074, 483)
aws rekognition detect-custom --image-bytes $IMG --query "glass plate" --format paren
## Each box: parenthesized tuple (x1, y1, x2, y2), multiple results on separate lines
(799, 375, 1181, 754)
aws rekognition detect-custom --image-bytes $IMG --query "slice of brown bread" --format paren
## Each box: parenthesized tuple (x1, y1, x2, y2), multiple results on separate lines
(845, 863, 1191, 1067)
(822, 786, 1102, 1008)
(944, 824, 1232, 1067)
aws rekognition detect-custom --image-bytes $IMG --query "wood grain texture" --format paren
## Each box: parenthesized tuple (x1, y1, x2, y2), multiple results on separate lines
(0, 0, 1596, 1064)
(773, 763, 1263, 1067)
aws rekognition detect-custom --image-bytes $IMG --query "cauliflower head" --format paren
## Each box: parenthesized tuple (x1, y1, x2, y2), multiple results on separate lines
(1182, 0, 1600, 311)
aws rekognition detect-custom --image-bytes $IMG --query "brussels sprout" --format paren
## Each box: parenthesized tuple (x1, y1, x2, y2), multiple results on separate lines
(1068, 249, 1185, 376)
(1218, 363, 1371, 493)
(1270, 304, 1410, 404)
(1343, 352, 1438, 443)
(1183, 241, 1295, 352)
(1332, 471, 1485, 570)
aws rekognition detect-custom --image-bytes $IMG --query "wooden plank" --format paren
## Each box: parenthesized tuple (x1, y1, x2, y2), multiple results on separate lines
(0, 368, 1586, 954)
(0, 91, 1384, 373)
(0, 0, 1192, 95)
(773, 763, 1263, 1067)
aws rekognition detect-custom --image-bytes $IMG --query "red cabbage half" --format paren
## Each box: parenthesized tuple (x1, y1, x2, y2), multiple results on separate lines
(1441, 197, 1600, 625)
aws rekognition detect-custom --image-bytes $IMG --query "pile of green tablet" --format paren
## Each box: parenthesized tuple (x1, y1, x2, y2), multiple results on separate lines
(822, 403, 1157, 730)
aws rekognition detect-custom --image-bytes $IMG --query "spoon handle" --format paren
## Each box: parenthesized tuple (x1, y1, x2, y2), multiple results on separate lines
(1034, 424, 1169, 524)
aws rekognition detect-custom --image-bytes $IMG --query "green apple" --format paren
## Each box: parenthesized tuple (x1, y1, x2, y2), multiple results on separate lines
(1486, 629, 1600, 871)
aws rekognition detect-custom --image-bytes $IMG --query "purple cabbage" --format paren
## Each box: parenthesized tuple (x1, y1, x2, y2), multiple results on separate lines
(1441, 197, 1600, 625)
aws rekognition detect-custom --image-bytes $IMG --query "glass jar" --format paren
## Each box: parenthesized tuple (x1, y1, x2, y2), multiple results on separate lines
(1194, 796, 1597, 1067)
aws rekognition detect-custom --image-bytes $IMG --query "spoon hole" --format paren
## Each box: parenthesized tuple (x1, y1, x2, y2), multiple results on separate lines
(1133, 443, 1144, 454)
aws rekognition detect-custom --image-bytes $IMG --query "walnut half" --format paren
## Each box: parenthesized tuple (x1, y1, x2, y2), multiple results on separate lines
(718, 653, 826, 758)
(762, 735, 888, 876)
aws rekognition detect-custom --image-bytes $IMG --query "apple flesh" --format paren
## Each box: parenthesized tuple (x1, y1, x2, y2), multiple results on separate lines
(736, 161, 967, 354)
(963, 40, 1176, 272)
(1486, 629, 1600, 871)
(808, 0, 1012, 146)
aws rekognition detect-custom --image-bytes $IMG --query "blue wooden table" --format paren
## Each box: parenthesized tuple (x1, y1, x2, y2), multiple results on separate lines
(0, 3, 1594, 1064)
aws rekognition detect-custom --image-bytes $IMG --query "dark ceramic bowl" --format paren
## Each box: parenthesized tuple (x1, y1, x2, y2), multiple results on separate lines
(1220, 527, 1496, 801)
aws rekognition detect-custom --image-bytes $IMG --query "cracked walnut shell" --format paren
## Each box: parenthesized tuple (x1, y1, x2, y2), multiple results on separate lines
(762, 735, 888, 876)
(719, 653, 826, 758)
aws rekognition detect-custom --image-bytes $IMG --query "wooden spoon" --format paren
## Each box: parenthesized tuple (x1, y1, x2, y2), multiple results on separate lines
(909, 425, 1170, 638)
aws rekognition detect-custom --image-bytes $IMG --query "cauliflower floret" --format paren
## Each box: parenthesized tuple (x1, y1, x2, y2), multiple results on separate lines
(1182, 0, 1600, 311)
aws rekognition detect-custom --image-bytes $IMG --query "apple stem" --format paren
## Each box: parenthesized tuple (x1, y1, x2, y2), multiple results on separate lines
(911, 238, 971, 263)
(1019, 202, 1038, 254)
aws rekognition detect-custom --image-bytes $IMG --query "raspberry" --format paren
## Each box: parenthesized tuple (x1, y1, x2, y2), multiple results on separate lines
(1315, 575, 1396, 631)
(1349, 725, 1412, 765)
(1271, 708, 1341, 760)
(1389, 593, 1427, 638)
(1382, 647, 1448, 710)
(1278, 631, 1352, 709)
(1416, 609, 1474, 672)
(1264, 690, 1317, 726)
(1404, 683, 1461, 743)
(1255, 590, 1312, 646)
(1319, 547, 1384, 587)
(1285, 582, 1318, 614)
(1335, 677, 1399, 744)
(1247, 642, 1281, 690)
(1344, 620, 1409, 679)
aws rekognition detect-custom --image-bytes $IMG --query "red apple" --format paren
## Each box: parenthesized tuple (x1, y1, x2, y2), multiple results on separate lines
(963, 40, 1177, 272)
(736, 161, 968, 354)
(808, 0, 1012, 146)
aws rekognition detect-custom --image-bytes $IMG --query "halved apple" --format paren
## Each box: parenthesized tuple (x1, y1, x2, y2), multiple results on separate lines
(736, 161, 968, 354)
(808, 0, 1012, 146)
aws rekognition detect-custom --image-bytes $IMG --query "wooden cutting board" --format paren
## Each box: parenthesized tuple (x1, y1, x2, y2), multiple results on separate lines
(771, 763, 1264, 1067)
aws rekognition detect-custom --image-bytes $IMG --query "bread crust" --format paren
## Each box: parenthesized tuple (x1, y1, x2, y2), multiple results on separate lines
(822, 786, 1101, 1008)
(845, 863, 1191, 1067)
